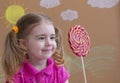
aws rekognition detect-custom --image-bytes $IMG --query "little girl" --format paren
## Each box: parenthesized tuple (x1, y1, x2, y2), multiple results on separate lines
(2, 12, 70, 83)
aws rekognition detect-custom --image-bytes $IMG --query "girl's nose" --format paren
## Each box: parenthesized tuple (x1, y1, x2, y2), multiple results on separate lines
(45, 38, 52, 46)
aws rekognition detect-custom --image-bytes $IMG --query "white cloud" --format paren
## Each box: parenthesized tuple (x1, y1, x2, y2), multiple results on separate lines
(40, 0, 60, 8)
(87, 0, 120, 8)
(61, 9, 78, 21)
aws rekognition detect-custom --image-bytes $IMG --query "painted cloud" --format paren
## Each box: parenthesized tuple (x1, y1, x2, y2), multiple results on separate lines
(87, 0, 120, 8)
(40, 0, 60, 8)
(61, 9, 78, 21)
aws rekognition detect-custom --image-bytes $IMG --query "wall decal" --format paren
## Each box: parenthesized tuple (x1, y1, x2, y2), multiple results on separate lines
(5, 5, 25, 24)
(87, 0, 120, 8)
(61, 9, 78, 21)
(40, 0, 60, 8)
(66, 45, 117, 78)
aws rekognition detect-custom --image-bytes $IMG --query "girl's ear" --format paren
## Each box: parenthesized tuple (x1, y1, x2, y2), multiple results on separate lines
(19, 39, 28, 51)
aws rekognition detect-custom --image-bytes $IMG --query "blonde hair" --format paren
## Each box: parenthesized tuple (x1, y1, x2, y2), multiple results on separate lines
(2, 12, 64, 81)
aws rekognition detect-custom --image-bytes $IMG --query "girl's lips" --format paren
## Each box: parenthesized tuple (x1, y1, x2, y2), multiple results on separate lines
(42, 49, 51, 51)
(42, 47, 54, 53)
(42, 49, 53, 53)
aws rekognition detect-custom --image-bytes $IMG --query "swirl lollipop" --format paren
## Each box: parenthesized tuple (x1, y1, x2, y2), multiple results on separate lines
(68, 25, 91, 83)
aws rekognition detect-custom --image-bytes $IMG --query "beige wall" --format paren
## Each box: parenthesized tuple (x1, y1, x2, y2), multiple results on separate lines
(0, 0, 120, 83)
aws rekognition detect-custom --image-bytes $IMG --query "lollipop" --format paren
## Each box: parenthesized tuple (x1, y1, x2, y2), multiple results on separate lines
(68, 25, 91, 83)
(68, 25, 90, 57)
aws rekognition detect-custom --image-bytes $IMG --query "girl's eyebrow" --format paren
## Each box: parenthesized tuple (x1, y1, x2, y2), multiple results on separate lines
(50, 34, 56, 36)
(36, 34, 55, 37)
(36, 34, 45, 37)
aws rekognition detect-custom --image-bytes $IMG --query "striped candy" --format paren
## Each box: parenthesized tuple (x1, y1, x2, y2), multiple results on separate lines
(68, 25, 91, 57)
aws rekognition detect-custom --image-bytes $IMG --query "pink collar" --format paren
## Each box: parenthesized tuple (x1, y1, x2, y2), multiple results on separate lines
(23, 58, 54, 76)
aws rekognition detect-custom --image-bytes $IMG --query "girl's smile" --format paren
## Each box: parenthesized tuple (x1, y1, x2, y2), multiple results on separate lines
(42, 49, 53, 53)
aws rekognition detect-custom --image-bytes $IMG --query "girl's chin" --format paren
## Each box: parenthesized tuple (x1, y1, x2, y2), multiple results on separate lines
(39, 54, 53, 59)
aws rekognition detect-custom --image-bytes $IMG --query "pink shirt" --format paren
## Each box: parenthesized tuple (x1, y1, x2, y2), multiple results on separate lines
(7, 58, 70, 83)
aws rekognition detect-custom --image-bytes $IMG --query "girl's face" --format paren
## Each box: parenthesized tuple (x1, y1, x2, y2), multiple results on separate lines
(25, 22, 57, 60)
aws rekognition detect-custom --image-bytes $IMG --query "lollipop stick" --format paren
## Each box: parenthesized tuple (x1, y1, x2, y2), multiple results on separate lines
(81, 56, 87, 83)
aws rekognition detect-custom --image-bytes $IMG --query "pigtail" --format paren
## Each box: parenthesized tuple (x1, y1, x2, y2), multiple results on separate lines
(52, 27, 64, 66)
(2, 30, 24, 80)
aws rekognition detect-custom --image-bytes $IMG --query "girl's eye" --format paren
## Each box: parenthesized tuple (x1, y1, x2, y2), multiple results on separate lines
(50, 36, 55, 40)
(38, 37, 45, 40)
